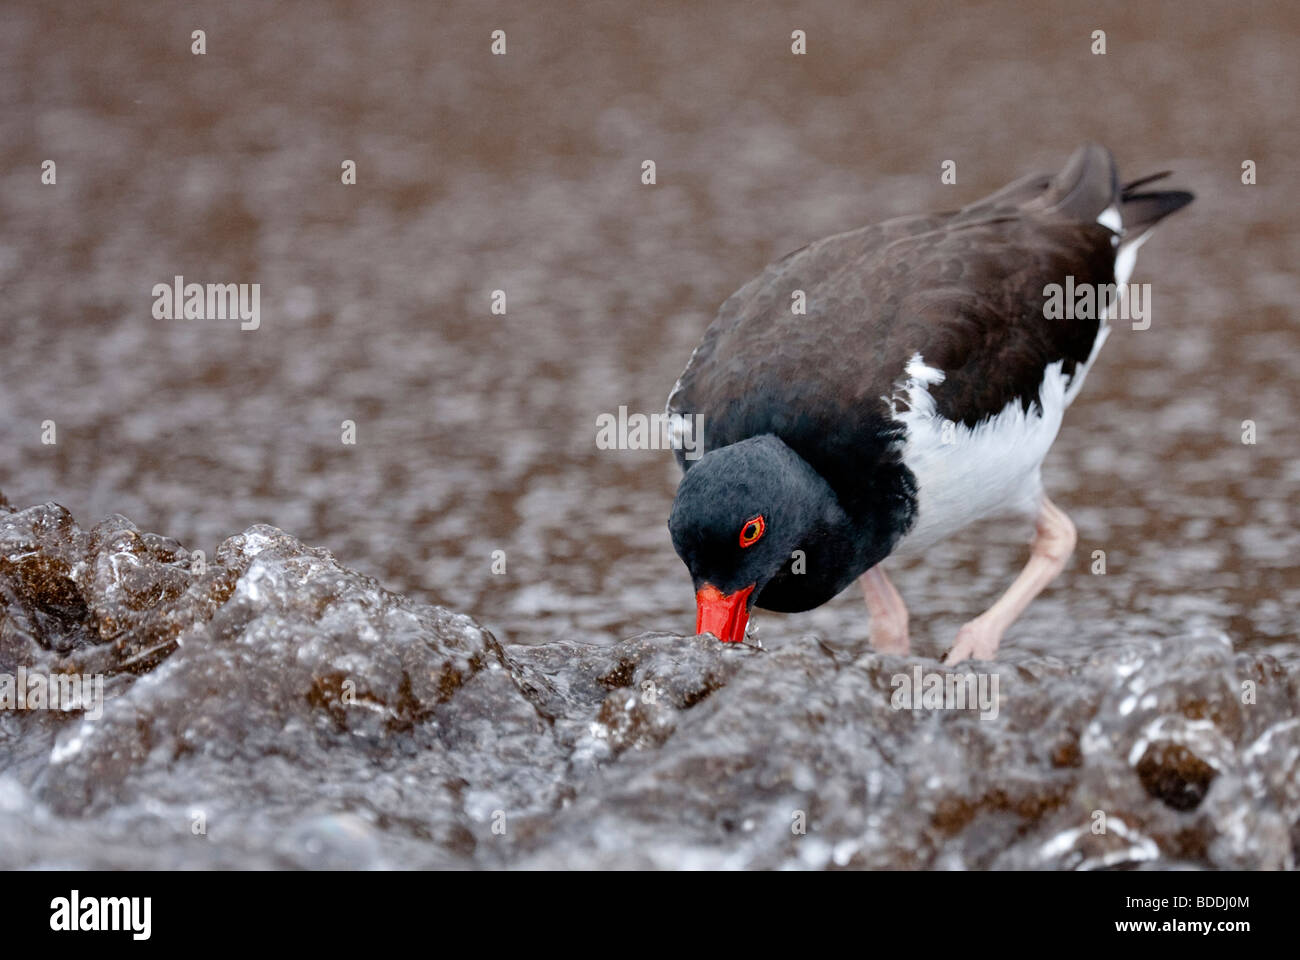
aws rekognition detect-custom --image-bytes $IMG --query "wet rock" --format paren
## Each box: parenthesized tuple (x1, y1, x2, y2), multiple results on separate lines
(1135, 739, 1219, 811)
(1, 497, 1297, 869)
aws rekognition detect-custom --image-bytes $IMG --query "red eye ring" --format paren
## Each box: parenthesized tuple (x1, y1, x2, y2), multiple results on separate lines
(739, 515, 765, 548)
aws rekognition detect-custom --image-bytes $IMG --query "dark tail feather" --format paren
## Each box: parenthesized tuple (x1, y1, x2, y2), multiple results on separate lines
(1122, 170, 1172, 193)
(1120, 186, 1194, 239)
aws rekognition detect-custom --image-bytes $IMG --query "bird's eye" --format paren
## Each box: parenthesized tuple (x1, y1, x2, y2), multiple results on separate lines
(738, 515, 765, 548)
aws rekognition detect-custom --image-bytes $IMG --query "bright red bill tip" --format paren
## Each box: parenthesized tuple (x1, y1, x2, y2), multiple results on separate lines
(695, 583, 755, 643)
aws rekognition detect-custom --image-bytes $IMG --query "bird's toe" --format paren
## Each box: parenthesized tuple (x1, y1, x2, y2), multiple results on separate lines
(943, 616, 1003, 665)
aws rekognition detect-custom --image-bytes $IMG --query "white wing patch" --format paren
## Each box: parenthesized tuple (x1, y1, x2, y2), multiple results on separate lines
(1097, 204, 1123, 233)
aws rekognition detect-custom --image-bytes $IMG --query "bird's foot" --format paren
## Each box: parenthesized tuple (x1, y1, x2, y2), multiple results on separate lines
(943, 615, 1003, 665)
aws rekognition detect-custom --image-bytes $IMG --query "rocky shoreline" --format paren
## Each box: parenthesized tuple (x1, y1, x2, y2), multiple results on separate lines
(1, 492, 1296, 869)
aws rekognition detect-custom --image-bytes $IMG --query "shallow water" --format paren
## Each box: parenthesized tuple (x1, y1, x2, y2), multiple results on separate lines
(1, 0, 1298, 868)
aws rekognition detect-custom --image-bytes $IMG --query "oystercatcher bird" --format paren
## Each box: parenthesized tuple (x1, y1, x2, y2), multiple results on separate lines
(667, 144, 1192, 663)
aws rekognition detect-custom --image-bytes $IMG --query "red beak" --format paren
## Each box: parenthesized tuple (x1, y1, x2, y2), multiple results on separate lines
(695, 583, 755, 644)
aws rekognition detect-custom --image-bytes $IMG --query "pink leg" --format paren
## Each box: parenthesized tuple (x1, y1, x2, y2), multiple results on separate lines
(860, 564, 909, 655)
(944, 496, 1077, 665)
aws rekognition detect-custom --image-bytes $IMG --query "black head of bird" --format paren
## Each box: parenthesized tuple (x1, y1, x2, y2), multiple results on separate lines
(668, 434, 867, 643)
